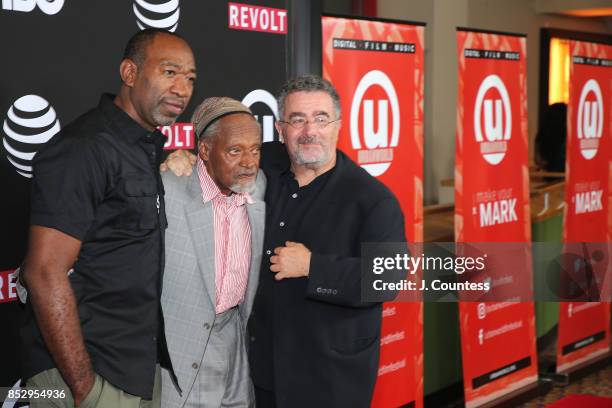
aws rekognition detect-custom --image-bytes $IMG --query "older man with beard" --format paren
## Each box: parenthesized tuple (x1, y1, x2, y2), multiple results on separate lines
(162, 76, 405, 408)
(160, 97, 265, 408)
(248, 75, 405, 408)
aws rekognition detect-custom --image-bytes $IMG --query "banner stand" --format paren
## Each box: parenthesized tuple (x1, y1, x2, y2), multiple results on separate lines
(556, 351, 611, 380)
(475, 382, 546, 408)
(455, 28, 540, 408)
(322, 15, 425, 408)
(558, 40, 612, 376)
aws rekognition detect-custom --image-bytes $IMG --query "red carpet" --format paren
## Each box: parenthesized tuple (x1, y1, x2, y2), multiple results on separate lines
(547, 394, 612, 407)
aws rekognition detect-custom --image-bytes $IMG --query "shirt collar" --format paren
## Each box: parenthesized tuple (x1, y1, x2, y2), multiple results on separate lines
(98, 93, 163, 146)
(196, 158, 254, 205)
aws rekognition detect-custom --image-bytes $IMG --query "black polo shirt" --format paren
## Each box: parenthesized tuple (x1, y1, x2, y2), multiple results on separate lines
(248, 143, 335, 390)
(21, 94, 168, 398)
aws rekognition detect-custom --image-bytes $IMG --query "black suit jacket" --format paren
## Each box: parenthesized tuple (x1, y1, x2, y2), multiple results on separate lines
(253, 142, 406, 408)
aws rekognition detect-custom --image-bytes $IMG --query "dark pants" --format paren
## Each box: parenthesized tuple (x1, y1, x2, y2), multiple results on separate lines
(254, 386, 277, 408)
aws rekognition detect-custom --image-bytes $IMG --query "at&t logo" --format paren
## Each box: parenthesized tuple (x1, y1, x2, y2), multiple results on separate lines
(577, 79, 603, 160)
(242, 89, 278, 142)
(474, 74, 512, 165)
(133, 0, 180, 32)
(2, 95, 60, 178)
(1, 0, 63, 14)
(350, 70, 400, 177)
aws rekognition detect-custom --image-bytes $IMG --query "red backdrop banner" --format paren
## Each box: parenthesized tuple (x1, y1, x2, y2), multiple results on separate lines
(455, 29, 538, 408)
(557, 40, 612, 373)
(322, 15, 424, 408)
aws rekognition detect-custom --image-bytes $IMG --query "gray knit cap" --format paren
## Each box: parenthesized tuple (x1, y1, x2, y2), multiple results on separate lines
(191, 96, 253, 139)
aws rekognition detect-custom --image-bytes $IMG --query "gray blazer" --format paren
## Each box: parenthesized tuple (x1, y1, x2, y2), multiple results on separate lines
(160, 168, 265, 407)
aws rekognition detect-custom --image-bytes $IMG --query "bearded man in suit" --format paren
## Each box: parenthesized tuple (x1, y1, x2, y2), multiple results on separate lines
(160, 97, 265, 408)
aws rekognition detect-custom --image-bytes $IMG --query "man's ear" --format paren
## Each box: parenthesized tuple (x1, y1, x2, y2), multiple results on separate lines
(275, 121, 285, 143)
(198, 139, 211, 161)
(119, 59, 138, 88)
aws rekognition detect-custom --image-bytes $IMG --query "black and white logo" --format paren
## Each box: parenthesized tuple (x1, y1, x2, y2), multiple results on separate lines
(242, 89, 278, 142)
(2, 95, 60, 178)
(1, 0, 64, 15)
(133, 0, 180, 32)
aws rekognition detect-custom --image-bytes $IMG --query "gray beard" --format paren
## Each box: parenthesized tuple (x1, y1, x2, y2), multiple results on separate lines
(230, 181, 256, 195)
(293, 149, 330, 168)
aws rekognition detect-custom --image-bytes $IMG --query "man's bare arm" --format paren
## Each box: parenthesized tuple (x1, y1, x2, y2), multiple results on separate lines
(23, 226, 95, 405)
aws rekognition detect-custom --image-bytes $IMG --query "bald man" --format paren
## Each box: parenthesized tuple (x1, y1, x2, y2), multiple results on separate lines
(21, 28, 196, 408)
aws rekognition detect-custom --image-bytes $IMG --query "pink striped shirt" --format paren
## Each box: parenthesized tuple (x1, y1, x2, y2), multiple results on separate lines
(197, 158, 253, 314)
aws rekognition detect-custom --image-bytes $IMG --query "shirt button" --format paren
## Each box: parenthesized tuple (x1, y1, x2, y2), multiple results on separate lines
(279, 221, 285, 227)
(192, 363, 198, 369)
(203, 323, 210, 330)
(250, 336, 256, 342)
(292, 193, 298, 198)
(266, 250, 272, 255)
(152, 336, 157, 342)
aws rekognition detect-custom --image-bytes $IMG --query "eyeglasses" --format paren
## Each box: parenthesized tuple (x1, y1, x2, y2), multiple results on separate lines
(279, 116, 340, 130)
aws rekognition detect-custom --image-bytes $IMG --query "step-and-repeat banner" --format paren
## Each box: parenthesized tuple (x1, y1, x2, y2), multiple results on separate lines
(322, 15, 425, 408)
(0, 0, 286, 398)
(558, 39, 612, 374)
(455, 29, 538, 408)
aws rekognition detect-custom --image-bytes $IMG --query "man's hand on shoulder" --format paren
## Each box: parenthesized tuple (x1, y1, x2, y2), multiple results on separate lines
(160, 149, 196, 176)
(270, 241, 311, 280)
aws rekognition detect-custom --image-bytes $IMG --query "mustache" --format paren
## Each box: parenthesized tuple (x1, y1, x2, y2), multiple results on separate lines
(235, 171, 257, 178)
(297, 135, 321, 145)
